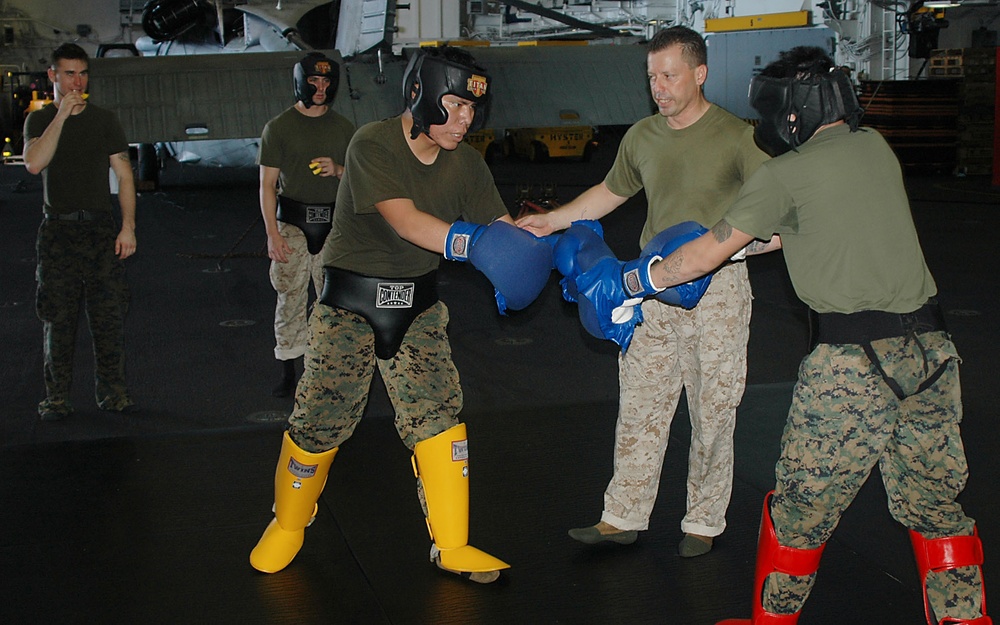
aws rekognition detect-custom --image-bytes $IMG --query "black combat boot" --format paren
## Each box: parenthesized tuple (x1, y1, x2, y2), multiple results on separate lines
(271, 358, 297, 398)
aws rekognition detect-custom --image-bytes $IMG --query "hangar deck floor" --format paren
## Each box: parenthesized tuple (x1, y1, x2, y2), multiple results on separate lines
(1, 146, 999, 624)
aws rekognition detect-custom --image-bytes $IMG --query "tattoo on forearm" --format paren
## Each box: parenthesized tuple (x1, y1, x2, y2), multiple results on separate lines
(710, 221, 733, 244)
(115, 152, 130, 162)
(661, 250, 684, 282)
(744, 239, 770, 254)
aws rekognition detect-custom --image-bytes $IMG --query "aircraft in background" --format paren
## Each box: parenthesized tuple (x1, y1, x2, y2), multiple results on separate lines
(102, 0, 659, 177)
(105, 0, 404, 172)
(3, 0, 658, 177)
(7, 1, 971, 178)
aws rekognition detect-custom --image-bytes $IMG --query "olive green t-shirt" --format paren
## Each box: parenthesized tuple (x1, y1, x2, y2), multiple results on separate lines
(24, 103, 128, 214)
(256, 106, 355, 204)
(724, 125, 937, 314)
(323, 116, 507, 278)
(604, 104, 768, 249)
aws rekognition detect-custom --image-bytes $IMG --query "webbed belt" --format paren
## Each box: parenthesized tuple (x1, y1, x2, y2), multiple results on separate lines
(814, 300, 949, 400)
(277, 196, 334, 255)
(320, 267, 438, 359)
(813, 300, 946, 345)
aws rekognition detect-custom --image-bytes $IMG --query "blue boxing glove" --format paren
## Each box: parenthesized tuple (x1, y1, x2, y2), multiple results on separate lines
(446, 220, 554, 314)
(641, 221, 712, 309)
(544, 219, 653, 351)
(550, 220, 608, 303)
(551, 220, 604, 282)
(444, 221, 486, 261)
(574, 256, 652, 352)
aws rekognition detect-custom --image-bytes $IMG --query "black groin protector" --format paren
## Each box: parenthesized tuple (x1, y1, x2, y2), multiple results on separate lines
(320, 267, 438, 359)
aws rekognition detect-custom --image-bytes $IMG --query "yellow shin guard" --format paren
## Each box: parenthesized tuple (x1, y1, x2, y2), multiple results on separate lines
(411, 423, 509, 574)
(250, 431, 337, 573)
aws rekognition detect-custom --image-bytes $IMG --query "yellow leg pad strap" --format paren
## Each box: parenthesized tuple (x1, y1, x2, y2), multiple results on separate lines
(250, 432, 337, 573)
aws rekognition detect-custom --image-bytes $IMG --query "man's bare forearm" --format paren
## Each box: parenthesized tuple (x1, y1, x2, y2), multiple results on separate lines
(114, 152, 137, 231)
(23, 121, 66, 174)
(648, 220, 754, 290)
(744, 234, 782, 256)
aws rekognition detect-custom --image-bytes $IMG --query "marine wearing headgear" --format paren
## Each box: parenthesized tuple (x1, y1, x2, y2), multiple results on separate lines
(294, 52, 339, 108)
(749, 46, 863, 156)
(402, 46, 492, 140)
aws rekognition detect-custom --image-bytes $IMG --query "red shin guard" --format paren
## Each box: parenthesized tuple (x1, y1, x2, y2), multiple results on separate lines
(910, 528, 992, 625)
(717, 492, 825, 625)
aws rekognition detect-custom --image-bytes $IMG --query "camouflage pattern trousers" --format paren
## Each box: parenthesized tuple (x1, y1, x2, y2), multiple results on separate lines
(604, 262, 751, 535)
(287, 301, 462, 453)
(35, 215, 130, 414)
(269, 222, 325, 361)
(766, 330, 984, 622)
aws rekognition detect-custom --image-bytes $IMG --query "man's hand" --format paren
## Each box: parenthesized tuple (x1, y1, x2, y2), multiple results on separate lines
(115, 228, 136, 260)
(516, 212, 562, 238)
(267, 232, 292, 263)
(57, 91, 87, 119)
(309, 157, 344, 179)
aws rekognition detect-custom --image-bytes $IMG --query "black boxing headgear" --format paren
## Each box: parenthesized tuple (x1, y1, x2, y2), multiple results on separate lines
(402, 47, 491, 140)
(294, 52, 339, 108)
(749, 57, 862, 156)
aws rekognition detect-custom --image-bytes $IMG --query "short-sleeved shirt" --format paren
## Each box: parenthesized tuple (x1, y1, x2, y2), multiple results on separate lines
(256, 106, 355, 204)
(323, 116, 507, 278)
(24, 103, 128, 214)
(724, 125, 937, 314)
(604, 104, 768, 249)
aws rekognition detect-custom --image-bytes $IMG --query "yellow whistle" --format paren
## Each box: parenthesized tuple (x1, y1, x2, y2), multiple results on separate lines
(309, 162, 321, 175)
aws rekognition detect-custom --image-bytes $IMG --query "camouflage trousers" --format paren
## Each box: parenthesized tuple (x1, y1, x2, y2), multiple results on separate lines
(35, 215, 131, 414)
(269, 222, 325, 361)
(287, 301, 462, 453)
(604, 262, 751, 535)
(765, 330, 985, 622)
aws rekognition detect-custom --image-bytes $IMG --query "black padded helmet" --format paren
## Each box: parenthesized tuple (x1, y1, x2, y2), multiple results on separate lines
(402, 46, 491, 139)
(294, 52, 339, 108)
(749, 47, 862, 156)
